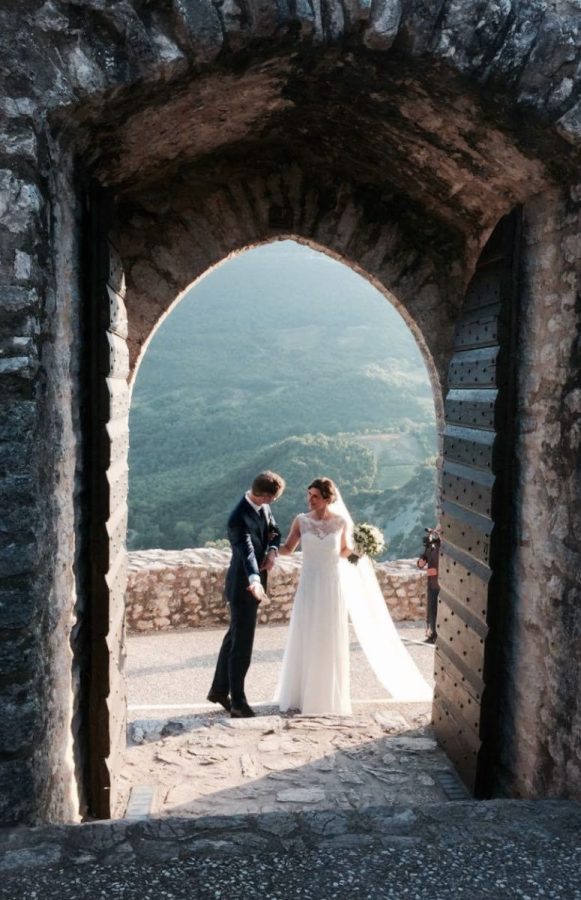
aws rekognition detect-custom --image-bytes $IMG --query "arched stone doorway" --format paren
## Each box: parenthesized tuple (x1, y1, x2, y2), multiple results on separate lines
(86, 177, 522, 814)
(86, 182, 455, 816)
(126, 237, 441, 556)
(1, 3, 579, 824)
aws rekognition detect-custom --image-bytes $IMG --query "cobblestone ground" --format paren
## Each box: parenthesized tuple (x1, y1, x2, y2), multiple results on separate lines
(118, 623, 459, 819)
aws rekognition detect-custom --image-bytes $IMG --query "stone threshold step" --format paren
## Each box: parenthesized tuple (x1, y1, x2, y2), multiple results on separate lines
(0, 800, 580, 874)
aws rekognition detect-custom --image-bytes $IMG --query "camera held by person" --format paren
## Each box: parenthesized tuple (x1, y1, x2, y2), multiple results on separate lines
(422, 528, 440, 549)
(417, 527, 441, 644)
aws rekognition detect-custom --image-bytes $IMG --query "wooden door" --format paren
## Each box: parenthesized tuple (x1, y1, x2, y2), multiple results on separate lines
(86, 188, 129, 818)
(433, 211, 520, 796)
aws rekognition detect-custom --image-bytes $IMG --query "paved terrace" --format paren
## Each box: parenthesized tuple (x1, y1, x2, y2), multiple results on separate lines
(0, 624, 579, 898)
(120, 622, 447, 818)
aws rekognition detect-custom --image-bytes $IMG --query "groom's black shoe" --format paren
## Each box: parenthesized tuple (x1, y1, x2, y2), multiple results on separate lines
(207, 689, 231, 712)
(424, 633, 437, 645)
(230, 702, 256, 719)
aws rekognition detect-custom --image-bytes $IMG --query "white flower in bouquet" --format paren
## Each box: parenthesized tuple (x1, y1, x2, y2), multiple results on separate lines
(348, 523, 386, 564)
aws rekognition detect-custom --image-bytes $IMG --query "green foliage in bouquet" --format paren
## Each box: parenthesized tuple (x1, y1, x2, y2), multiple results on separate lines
(348, 522, 386, 564)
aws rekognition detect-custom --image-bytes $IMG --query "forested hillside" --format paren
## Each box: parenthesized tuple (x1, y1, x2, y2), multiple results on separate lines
(128, 241, 437, 558)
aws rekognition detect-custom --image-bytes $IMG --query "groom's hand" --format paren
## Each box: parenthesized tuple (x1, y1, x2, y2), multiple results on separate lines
(248, 582, 268, 603)
(260, 549, 277, 572)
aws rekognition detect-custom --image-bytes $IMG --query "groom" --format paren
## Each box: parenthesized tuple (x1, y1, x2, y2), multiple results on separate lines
(207, 471, 285, 718)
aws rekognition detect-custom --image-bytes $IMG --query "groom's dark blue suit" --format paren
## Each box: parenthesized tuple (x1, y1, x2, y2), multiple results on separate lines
(210, 496, 281, 707)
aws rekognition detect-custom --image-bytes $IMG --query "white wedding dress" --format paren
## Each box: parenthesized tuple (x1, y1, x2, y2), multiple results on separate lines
(275, 512, 432, 716)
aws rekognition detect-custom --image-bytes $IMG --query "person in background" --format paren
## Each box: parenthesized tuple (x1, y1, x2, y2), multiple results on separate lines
(417, 526, 441, 644)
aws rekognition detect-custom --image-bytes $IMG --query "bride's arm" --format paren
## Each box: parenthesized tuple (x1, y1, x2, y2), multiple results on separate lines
(339, 520, 358, 559)
(278, 517, 301, 555)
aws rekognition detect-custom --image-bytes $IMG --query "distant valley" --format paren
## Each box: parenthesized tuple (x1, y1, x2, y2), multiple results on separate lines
(128, 241, 438, 560)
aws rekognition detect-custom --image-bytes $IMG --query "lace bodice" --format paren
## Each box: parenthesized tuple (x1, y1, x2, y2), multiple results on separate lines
(298, 513, 345, 543)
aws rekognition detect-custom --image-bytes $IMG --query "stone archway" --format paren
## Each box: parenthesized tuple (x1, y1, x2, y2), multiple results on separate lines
(1, 2, 580, 824)
(85, 190, 514, 814)
(86, 175, 458, 816)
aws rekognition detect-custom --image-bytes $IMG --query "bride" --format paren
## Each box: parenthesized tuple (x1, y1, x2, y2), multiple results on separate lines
(275, 477, 432, 716)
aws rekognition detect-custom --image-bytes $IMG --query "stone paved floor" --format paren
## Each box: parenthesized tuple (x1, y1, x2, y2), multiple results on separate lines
(1, 636, 580, 899)
(120, 705, 459, 819)
(2, 623, 579, 897)
(118, 623, 460, 819)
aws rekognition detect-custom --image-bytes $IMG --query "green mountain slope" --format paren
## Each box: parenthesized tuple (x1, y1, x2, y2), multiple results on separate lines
(354, 463, 439, 560)
(128, 241, 437, 556)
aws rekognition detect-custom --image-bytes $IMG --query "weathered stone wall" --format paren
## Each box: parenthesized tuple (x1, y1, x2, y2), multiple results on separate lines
(498, 185, 581, 800)
(126, 549, 427, 633)
(0, 115, 82, 821)
(0, 147, 45, 823)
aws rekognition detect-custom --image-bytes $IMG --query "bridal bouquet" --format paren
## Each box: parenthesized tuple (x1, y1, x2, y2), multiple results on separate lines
(348, 523, 386, 564)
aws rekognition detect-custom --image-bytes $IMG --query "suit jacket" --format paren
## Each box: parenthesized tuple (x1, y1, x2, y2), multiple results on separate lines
(225, 496, 281, 605)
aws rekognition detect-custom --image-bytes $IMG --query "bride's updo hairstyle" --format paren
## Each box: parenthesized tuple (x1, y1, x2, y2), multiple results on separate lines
(308, 477, 337, 503)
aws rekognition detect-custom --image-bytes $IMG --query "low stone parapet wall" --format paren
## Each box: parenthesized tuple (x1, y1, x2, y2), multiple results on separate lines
(126, 549, 427, 633)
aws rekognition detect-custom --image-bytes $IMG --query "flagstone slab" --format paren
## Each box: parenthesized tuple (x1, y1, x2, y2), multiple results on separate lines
(262, 756, 298, 771)
(257, 735, 281, 752)
(223, 715, 283, 731)
(240, 754, 258, 778)
(374, 711, 410, 731)
(276, 788, 326, 804)
(390, 736, 439, 752)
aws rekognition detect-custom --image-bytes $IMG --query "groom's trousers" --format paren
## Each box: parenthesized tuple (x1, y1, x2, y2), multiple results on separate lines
(210, 594, 258, 706)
